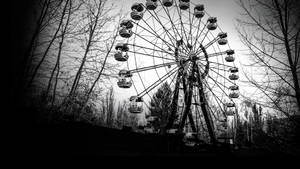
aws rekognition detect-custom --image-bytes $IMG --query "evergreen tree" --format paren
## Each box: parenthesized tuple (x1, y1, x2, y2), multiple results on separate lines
(148, 82, 172, 132)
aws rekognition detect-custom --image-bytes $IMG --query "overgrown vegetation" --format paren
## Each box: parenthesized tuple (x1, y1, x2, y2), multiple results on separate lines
(235, 101, 300, 155)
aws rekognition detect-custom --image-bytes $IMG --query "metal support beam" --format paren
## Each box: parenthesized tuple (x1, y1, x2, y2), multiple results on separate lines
(178, 63, 195, 133)
(195, 65, 217, 144)
(182, 72, 197, 133)
(165, 70, 181, 130)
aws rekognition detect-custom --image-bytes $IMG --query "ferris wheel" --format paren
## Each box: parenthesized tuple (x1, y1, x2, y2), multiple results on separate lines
(114, 0, 239, 144)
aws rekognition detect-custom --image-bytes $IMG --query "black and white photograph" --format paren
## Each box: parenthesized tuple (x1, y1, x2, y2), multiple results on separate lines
(8, 0, 300, 163)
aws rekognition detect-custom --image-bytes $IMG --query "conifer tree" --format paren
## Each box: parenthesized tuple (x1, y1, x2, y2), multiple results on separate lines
(149, 82, 172, 132)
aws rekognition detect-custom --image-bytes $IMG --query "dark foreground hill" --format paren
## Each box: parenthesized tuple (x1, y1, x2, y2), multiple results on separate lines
(23, 120, 297, 161)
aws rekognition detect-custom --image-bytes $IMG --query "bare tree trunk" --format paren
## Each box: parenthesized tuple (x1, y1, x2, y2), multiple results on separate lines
(27, 0, 70, 88)
(274, 0, 300, 112)
(46, 0, 72, 99)
(52, 57, 60, 105)
(24, 1, 64, 79)
(237, 0, 300, 117)
(16, 0, 51, 103)
(23, 0, 50, 80)
(69, 1, 103, 96)
(85, 31, 118, 100)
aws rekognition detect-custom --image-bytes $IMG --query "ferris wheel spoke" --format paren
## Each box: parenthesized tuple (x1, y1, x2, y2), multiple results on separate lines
(208, 101, 227, 122)
(157, 1, 189, 52)
(209, 67, 238, 86)
(200, 67, 236, 104)
(133, 24, 179, 65)
(173, 1, 190, 48)
(127, 43, 175, 59)
(132, 31, 175, 55)
(127, 50, 174, 61)
(141, 17, 176, 49)
(198, 62, 235, 95)
(143, 4, 165, 21)
(133, 22, 176, 50)
(135, 26, 177, 49)
(203, 81, 225, 107)
(158, 1, 181, 42)
(127, 60, 151, 109)
(131, 23, 177, 86)
(208, 76, 232, 93)
(188, 4, 195, 46)
(208, 66, 230, 72)
(141, 4, 177, 48)
(199, 60, 235, 69)
(202, 36, 220, 50)
(152, 10, 178, 45)
(198, 61, 237, 87)
(199, 51, 227, 58)
(201, 98, 217, 121)
(135, 16, 175, 38)
(127, 43, 173, 55)
(192, 20, 207, 51)
(157, 32, 175, 79)
(188, 5, 191, 43)
(199, 77, 227, 116)
(204, 80, 227, 93)
(195, 30, 209, 53)
(202, 83, 226, 113)
(130, 61, 177, 74)
(132, 23, 153, 101)
(168, 69, 178, 88)
(138, 66, 178, 97)
(150, 36, 165, 89)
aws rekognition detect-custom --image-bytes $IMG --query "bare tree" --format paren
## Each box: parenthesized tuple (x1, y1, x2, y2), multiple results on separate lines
(59, 0, 124, 121)
(85, 22, 120, 102)
(27, 0, 68, 88)
(45, 0, 85, 105)
(22, 0, 62, 82)
(45, 0, 72, 101)
(27, 0, 121, 101)
(236, 0, 300, 119)
(20, 0, 125, 125)
(68, 0, 118, 97)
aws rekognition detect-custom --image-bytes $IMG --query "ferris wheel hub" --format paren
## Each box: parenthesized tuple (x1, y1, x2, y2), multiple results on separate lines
(189, 52, 198, 61)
